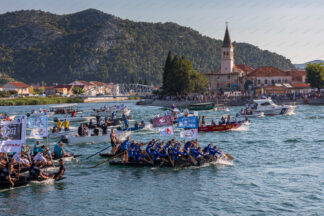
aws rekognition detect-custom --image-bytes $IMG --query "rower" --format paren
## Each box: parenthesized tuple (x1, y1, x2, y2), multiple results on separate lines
(201, 116, 206, 125)
(92, 126, 100, 136)
(33, 141, 41, 156)
(78, 124, 83, 136)
(52, 127, 57, 133)
(140, 120, 145, 128)
(63, 119, 69, 131)
(111, 112, 116, 120)
(56, 119, 63, 131)
(124, 118, 129, 129)
(71, 110, 76, 117)
(33, 148, 52, 168)
(54, 141, 69, 159)
(134, 121, 139, 129)
(29, 161, 49, 180)
(121, 137, 130, 163)
(54, 159, 65, 181)
(101, 123, 108, 135)
(88, 119, 94, 129)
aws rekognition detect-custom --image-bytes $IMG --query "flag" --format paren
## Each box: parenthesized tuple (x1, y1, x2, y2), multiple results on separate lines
(180, 129, 198, 140)
(177, 116, 198, 129)
(0, 116, 26, 153)
(152, 115, 173, 128)
(159, 126, 174, 137)
(27, 113, 47, 139)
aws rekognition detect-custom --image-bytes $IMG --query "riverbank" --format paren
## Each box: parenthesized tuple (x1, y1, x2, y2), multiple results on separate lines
(137, 97, 324, 108)
(0, 96, 83, 106)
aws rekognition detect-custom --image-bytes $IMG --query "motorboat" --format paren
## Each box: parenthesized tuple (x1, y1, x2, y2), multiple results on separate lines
(252, 98, 295, 116)
(92, 106, 131, 117)
(49, 104, 80, 115)
(236, 110, 264, 118)
(61, 131, 131, 145)
(53, 116, 94, 123)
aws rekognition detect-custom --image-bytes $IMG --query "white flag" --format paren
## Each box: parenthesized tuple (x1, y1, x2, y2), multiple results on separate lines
(159, 126, 174, 137)
(180, 129, 198, 140)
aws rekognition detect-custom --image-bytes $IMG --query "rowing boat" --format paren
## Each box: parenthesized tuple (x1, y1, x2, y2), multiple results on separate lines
(198, 121, 247, 132)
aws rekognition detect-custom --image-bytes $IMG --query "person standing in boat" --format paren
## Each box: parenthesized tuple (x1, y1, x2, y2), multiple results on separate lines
(101, 123, 108, 135)
(71, 110, 76, 117)
(63, 119, 69, 131)
(110, 129, 118, 154)
(124, 118, 129, 129)
(56, 119, 63, 131)
(92, 126, 100, 136)
(226, 115, 231, 124)
(33, 141, 41, 156)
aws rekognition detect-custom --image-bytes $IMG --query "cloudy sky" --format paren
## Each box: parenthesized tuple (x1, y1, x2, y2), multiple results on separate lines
(1, 0, 324, 63)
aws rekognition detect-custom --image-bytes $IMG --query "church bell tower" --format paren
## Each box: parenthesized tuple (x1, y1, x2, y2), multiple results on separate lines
(221, 24, 234, 74)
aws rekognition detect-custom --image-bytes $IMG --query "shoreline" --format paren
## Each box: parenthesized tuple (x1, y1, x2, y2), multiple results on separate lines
(0, 96, 140, 106)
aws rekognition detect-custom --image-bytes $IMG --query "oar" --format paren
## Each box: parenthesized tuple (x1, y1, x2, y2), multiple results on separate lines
(216, 147, 234, 160)
(84, 145, 112, 160)
(91, 151, 125, 168)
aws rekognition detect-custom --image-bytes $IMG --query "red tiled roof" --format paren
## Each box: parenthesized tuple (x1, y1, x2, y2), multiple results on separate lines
(248, 66, 289, 77)
(290, 83, 310, 88)
(54, 85, 73, 90)
(77, 80, 92, 86)
(234, 64, 254, 73)
(7, 81, 29, 88)
(90, 81, 107, 86)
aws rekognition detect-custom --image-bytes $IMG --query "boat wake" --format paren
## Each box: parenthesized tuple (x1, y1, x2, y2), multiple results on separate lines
(230, 124, 249, 131)
(30, 179, 55, 185)
(212, 158, 233, 166)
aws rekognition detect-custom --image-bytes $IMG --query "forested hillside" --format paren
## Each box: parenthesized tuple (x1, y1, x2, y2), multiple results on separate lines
(0, 9, 295, 85)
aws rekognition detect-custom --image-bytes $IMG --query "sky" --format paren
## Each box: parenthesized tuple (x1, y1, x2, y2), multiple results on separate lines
(1, 0, 324, 63)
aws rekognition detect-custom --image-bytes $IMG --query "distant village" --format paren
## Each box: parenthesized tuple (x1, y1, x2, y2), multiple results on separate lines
(203, 26, 311, 97)
(0, 81, 121, 97)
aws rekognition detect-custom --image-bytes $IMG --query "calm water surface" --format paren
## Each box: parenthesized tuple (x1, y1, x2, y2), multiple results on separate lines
(0, 101, 323, 216)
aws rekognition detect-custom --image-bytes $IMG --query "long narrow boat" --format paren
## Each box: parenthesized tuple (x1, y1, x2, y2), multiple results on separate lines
(189, 102, 215, 111)
(198, 121, 247, 132)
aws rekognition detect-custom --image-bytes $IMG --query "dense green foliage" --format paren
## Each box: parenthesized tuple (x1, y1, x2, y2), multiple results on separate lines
(0, 9, 295, 85)
(306, 63, 324, 89)
(163, 52, 208, 95)
(0, 90, 17, 97)
(72, 87, 85, 95)
(0, 96, 83, 106)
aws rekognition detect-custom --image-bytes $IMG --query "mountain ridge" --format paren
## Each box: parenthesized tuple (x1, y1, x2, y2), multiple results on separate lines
(0, 9, 295, 85)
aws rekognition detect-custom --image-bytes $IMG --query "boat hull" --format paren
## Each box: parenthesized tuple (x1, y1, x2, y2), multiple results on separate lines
(198, 122, 244, 132)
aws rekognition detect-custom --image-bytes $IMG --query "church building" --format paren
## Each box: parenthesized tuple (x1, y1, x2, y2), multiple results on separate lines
(204, 25, 253, 92)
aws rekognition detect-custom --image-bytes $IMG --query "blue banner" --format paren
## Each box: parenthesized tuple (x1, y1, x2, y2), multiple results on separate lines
(177, 116, 198, 129)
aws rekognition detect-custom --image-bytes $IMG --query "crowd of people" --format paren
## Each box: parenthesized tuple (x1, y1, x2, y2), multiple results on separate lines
(0, 141, 68, 187)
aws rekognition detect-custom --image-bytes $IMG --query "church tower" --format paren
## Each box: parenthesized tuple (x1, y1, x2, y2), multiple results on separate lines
(221, 24, 234, 74)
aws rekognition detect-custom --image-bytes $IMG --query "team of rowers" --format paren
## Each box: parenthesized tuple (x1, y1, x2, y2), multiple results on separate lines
(110, 136, 228, 166)
(0, 141, 68, 187)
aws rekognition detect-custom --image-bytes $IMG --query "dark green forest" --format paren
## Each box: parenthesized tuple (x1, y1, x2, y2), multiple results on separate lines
(0, 9, 295, 85)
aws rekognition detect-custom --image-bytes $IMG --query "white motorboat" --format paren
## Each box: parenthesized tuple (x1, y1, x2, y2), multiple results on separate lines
(62, 131, 131, 145)
(252, 98, 295, 116)
(92, 106, 131, 117)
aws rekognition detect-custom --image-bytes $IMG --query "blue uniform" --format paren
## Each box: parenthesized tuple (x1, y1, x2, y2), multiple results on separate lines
(124, 119, 129, 127)
(190, 148, 204, 160)
(133, 149, 146, 162)
(54, 144, 63, 157)
(146, 144, 153, 156)
(209, 149, 222, 157)
(121, 140, 130, 151)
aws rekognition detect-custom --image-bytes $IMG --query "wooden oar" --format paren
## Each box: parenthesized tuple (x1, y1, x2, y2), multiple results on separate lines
(216, 147, 234, 160)
(91, 151, 125, 168)
(84, 145, 112, 160)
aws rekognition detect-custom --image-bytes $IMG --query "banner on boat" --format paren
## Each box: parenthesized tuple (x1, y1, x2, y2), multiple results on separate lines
(180, 129, 198, 140)
(152, 115, 172, 128)
(0, 116, 26, 152)
(177, 116, 198, 129)
(159, 126, 174, 137)
(27, 113, 48, 139)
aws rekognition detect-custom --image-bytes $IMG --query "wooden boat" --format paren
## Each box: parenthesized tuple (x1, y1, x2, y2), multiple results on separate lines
(189, 102, 215, 111)
(0, 176, 66, 190)
(49, 104, 80, 115)
(198, 121, 246, 132)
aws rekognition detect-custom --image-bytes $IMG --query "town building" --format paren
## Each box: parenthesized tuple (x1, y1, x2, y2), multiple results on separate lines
(204, 25, 254, 91)
(2, 81, 30, 94)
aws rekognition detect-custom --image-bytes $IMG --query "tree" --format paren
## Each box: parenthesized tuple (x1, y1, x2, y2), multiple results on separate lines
(306, 63, 324, 89)
(72, 86, 84, 95)
(162, 53, 207, 95)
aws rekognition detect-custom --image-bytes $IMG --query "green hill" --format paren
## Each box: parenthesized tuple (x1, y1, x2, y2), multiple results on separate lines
(0, 9, 294, 85)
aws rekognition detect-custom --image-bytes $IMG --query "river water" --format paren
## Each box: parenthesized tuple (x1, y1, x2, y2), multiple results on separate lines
(0, 101, 323, 215)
